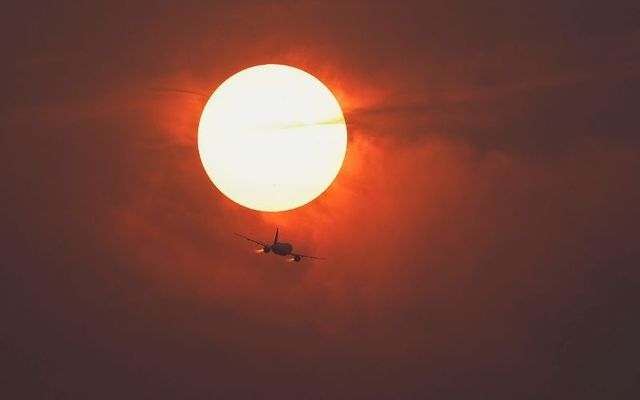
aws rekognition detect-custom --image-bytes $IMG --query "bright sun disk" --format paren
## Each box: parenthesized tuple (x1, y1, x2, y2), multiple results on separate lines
(198, 64, 347, 212)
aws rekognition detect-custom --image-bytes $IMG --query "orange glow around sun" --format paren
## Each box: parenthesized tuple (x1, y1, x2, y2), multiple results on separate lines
(198, 64, 347, 212)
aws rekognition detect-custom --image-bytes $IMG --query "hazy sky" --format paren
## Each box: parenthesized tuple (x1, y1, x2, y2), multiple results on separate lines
(2, 1, 639, 398)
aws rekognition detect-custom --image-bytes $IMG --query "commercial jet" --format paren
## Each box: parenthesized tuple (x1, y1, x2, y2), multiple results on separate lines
(234, 228, 324, 262)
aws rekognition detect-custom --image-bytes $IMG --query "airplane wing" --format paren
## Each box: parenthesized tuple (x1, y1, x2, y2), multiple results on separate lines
(291, 252, 325, 260)
(234, 232, 267, 247)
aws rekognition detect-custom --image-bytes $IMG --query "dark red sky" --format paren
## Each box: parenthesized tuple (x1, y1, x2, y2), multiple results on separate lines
(2, 1, 639, 398)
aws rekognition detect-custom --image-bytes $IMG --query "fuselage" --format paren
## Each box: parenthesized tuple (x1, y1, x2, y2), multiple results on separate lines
(271, 242, 293, 256)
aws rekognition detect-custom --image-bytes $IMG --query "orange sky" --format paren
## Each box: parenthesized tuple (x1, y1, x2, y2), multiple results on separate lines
(3, 1, 640, 398)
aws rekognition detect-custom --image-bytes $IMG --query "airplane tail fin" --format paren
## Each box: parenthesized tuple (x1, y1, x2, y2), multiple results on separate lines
(273, 228, 279, 244)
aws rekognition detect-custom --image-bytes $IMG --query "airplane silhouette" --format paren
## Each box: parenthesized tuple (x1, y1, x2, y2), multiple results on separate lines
(234, 228, 324, 262)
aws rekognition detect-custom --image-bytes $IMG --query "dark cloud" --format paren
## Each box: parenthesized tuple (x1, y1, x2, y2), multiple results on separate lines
(2, 1, 639, 398)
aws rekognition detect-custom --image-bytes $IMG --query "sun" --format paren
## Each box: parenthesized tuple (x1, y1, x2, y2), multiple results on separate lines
(198, 64, 347, 212)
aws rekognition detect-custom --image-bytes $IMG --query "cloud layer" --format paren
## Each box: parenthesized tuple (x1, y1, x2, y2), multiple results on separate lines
(2, 1, 639, 398)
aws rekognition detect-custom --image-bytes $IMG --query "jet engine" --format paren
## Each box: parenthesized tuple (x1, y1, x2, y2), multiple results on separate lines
(294, 255, 301, 262)
(263, 245, 271, 253)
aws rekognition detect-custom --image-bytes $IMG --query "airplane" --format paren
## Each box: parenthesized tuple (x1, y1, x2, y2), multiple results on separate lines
(234, 228, 324, 262)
